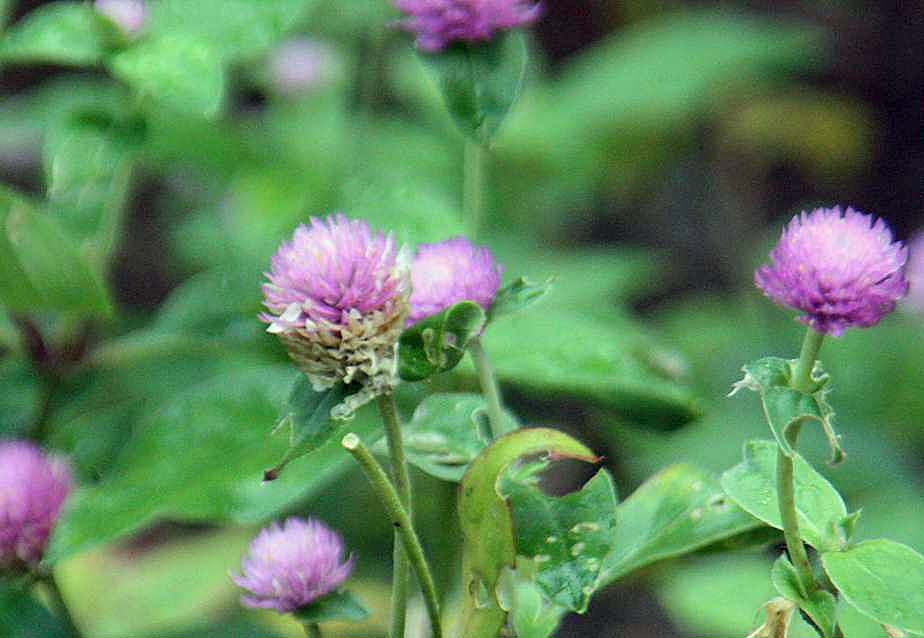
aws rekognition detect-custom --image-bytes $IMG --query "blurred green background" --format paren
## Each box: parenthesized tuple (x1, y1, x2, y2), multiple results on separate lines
(1, 1, 922, 637)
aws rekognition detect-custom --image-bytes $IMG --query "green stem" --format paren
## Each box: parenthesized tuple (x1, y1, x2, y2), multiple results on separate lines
(342, 433, 443, 638)
(468, 337, 505, 439)
(464, 139, 487, 238)
(377, 394, 412, 638)
(303, 623, 321, 638)
(43, 573, 82, 638)
(777, 326, 826, 596)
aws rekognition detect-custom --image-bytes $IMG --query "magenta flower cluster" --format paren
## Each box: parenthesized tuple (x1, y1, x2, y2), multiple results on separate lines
(394, 0, 541, 52)
(408, 236, 502, 325)
(232, 517, 353, 613)
(755, 206, 908, 336)
(0, 440, 73, 568)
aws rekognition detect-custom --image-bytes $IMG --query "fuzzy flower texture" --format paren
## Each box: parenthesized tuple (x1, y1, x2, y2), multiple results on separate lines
(394, 0, 541, 52)
(409, 236, 502, 325)
(0, 441, 73, 568)
(755, 206, 908, 336)
(261, 214, 410, 416)
(232, 517, 353, 613)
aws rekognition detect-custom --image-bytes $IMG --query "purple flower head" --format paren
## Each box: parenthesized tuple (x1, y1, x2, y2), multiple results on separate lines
(261, 214, 410, 416)
(408, 236, 502, 325)
(905, 232, 924, 314)
(94, 0, 146, 36)
(755, 206, 909, 336)
(0, 441, 73, 568)
(268, 38, 338, 96)
(394, 0, 541, 52)
(232, 517, 353, 614)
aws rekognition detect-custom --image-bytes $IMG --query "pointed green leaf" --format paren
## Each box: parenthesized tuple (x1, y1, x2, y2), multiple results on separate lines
(109, 34, 225, 118)
(292, 590, 369, 624)
(601, 464, 761, 583)
(487, 276, 553, 322)
(822, 540, 924, 635)
(459, 428, 598, 638)
(502, 468, 618, 612)
(402, 392, 519, 482)
(422, 31, 528, 142)
(721, 440, 847, 552)
(0, 2, 115, 66)
(771, 554, 838, 638)
(398, 300, 486, 381)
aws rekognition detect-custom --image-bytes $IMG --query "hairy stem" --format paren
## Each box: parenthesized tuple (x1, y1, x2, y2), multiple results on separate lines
(464, 139, 487, 238)
(468, 337, 505, 439)
(377, 394, 412, 638)
(792, 328, 824, 393)
(43, 573, 82, 638)
(342, 433, 442, 638)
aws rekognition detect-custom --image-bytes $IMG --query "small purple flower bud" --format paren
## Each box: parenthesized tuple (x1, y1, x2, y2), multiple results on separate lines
(905, 232, 924, 314)
(261, 214, 410, 416)
(393, 0, 541, 52)
(0, 441, 73, 568)
(232, 517, 353, 614)
(94, 0, 146, 37)
(755, 206, 909, 336)
(408, 236, 502, 325)
(268, 38, 338, 96)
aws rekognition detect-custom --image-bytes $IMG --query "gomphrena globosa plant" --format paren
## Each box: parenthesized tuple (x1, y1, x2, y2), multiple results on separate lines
(261, 214, 411, 418)
(0, 440, 73, 569)
(408, 236, 502, 325)
(393, 0, 541, 52)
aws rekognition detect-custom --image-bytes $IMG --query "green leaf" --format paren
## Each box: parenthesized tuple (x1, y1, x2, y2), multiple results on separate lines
(459, 428, 598, 638)
(402, 392, 519, 482)
(502, 468, 618, 612)
(771, 554, 838, 638)
(45, 365, 384, 563)
(147, 0, 313, 62)
(0, 3, 114, 66)
(487, 276, 553, 322)
(0, 188, 113, 316)
(422, 32, 528, 142)
(601, 463, 761, 583)
(0, 582, 67, 638)
(398, 301, 486, 381)
(109, 34, 225, 118)
(496, 566, 566, 638)
(721, 440, 847, 552)
(292, 590, 370, 624)
(44, 111, 142, 269)
(264, 377, 358, 481)
(822, 539, 924, 635)
(731, 357, 844, 464)
(0, 359, 40, 438)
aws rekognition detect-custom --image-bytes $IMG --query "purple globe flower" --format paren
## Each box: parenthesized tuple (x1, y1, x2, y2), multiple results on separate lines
(232, 517, 353, 614)
(261, 214, 410, 416)
(755, 206, 909, 336)
(0, 441, 73, 568)
(394, 0, 541, 52)
(905, 232, 924, 314)
(408, 236, 503, 325)
(94, 0, 146, 36)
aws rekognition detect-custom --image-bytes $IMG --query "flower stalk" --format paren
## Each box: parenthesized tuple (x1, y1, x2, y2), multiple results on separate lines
(464, 139, 487, 238)
(341, 433, 442, 638)
(468, 337, 505, 439)
(43, 573, 82, 638)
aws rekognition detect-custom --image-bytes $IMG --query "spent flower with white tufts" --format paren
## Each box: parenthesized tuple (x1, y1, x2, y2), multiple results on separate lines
(232, 517, 353, 613)
(755, 206, 908, 336)
(0, 440, 73, 569)
(94, 0, 146, 36)
(268, 38, 338, 96)
(261, 214, 410, 416)
(394, 0, 541, 52)
(408, 236, 502, 325)
(904, 232, 924, 314)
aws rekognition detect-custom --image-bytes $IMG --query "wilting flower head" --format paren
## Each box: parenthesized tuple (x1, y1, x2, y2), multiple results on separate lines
(394, 0, 541, 52)
(755, 206, 908, 336)
(94, 0, 146, 36)
(232, 517, 353, 613)
(408, 236, 502, 325)
(0, 441, 73, 568)
(904, 232, 924, 314)
(261, 215, 410, 416)
(268, 38, 338, 96)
